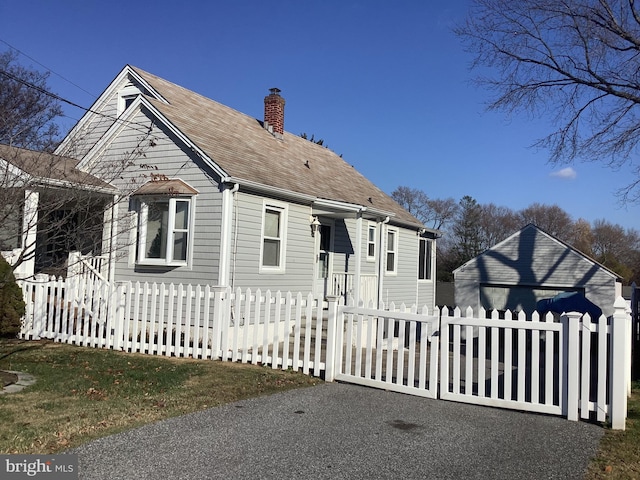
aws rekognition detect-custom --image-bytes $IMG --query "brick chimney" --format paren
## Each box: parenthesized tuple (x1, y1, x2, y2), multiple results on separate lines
(264, 88, 285, 136)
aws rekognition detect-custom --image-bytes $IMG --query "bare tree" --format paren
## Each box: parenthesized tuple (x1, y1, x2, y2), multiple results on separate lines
(456, 0, 640, 201)
(479, 203, 521, 248)
(0, 51, 62, 151)
(0, 52, 158, 278)
(391, 186, 458, 230)
(518, 203, 574, 240)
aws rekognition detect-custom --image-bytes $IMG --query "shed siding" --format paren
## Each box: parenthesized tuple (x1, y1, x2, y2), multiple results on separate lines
(454, 226, 617, 316)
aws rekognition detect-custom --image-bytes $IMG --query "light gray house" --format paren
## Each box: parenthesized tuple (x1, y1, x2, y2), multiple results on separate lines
(52, 65, 437, 307)
(453, 224, 623, 316)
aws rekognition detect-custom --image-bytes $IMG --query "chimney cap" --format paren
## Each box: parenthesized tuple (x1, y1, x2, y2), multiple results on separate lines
(268, 87, 281, 95)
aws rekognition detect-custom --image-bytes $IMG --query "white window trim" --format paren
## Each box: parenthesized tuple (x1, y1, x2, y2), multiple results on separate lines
(136, 196, 195, 267)
(366, 223, 376, 262)
(418, 237, 433, 282)
(259, 201, 287, 274)
(385, 227, 398, 276)
(117, 85, 141, 116)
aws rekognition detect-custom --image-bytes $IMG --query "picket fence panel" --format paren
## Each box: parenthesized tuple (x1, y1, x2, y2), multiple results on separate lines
(17, 276, 631, 429)
(18, 277, 328, 379)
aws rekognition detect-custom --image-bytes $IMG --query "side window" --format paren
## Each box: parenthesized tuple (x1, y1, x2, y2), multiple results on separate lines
(418, 237, 432, 280)
(385, 229, 397, 274)
(0, 200, 23, 251)
(137, 197, 193, 265)
(367, 224, 376, 261)
(260, 203, 287, 271)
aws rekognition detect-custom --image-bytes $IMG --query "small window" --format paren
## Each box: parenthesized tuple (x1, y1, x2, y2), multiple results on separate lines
(137, 197, 193, 265)
(261, 204, 287, 271)
(117, 85, 141, 115)
(418, 237, 432, 280)
(0, 202, 23, 251)
(385, 229, 397, 274)
(367, 224, 376, 260)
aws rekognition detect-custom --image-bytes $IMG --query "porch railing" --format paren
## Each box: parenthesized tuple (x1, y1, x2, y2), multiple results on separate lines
(331, 273, 377, 306)
(67, 251, 109, 283)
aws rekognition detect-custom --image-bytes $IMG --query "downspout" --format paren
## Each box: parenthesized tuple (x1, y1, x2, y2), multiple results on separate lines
(377, 216, 390, 308)
(354, 211, 363, 306)
(230, 183, 240, 290)
(218, 183, 239, 287)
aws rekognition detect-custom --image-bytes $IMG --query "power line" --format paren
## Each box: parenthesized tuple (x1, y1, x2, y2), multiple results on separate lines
(0, 69, 154, 136)
(0, 38, 97, 98)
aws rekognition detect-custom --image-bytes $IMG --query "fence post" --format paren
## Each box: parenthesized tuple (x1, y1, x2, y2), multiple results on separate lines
(111, 282, 125, 351)
(324, 295, 340, 382)
(610, 296, 629, 430)
(211, 286, 228, 360)
(561, 311, 582, 422)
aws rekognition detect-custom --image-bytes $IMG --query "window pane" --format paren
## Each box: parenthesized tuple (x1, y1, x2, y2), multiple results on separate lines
(264, 210, 280, 238)
(173, 232, 188, 261)
(368, 243, 375, 258)
(386, 252, 395, 272)
(419, 239, 428, 279)
(174, 201, 189, 230)
(368, 227, 375, 242)
(0, 204, 22, 250)
(263, 239, 280, 266)
(387, 232, 395, 250)
(146, 202, 169, 259)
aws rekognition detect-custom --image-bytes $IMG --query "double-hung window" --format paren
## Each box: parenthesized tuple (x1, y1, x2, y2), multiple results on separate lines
(261, 203, 286, 271)
(418, 237, 432, 280)
(367, 224, 376, 261)
(137, 197, 192, 266)
(385, 229, 397, 274)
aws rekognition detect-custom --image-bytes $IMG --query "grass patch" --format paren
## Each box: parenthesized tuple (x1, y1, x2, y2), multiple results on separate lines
(586, 381, 640, 479)
(0, 339, 319, 454)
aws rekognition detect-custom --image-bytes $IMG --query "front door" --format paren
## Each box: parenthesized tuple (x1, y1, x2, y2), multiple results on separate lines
(313, 223, 333, 300)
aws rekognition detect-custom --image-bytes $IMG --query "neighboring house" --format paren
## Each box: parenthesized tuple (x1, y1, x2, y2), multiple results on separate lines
(0, 144, 116, 279)
(49, 65, 437, 307)
(453, 224, 623, 317)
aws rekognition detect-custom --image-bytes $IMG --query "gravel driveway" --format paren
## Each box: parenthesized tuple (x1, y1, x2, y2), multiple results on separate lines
(72, 382, 602, 480)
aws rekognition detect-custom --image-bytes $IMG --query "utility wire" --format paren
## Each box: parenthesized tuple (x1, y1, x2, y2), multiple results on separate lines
(0, 69, 154, 136)
(0, 38, 97, 98)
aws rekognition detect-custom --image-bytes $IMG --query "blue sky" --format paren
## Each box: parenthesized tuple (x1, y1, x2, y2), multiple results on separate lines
(1, 0, 638, 230)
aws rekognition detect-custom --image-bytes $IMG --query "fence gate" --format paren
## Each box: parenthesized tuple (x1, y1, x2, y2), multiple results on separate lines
(334, 304, 440, 399)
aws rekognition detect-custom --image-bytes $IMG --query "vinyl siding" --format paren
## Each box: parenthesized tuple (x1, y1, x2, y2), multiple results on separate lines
(231, 192, 315, 293)
(454, 226, 617, 316)
(379, 225, 432, 307)
(58, 77, 137, 160)
(99, 109, 223, 285)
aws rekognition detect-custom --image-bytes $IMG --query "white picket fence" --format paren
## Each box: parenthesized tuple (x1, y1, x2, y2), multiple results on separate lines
(17, 276, 632, 429)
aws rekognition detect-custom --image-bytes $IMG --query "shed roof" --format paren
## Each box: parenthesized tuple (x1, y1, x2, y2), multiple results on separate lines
(453, 223, 622, 281)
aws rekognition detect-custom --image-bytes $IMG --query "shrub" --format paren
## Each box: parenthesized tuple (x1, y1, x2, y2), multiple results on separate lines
(0, 256, 25, 338)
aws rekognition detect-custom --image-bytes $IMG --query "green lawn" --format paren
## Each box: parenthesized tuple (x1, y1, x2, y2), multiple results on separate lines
(585, 381, 640, 479)
(0, 339, 319, 454)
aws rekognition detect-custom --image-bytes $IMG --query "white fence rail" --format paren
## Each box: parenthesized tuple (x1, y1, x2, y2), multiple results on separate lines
(17, 276, 632, 429)
(19, 277, 328, 378)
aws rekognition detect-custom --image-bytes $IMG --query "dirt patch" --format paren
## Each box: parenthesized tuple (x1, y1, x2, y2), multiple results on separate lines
(1, 370, 18, 387)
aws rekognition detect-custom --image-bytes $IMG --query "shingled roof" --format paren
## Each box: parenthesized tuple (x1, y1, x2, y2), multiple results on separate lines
(129, 66, 424, 228)
(0, 144, 114, 192)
